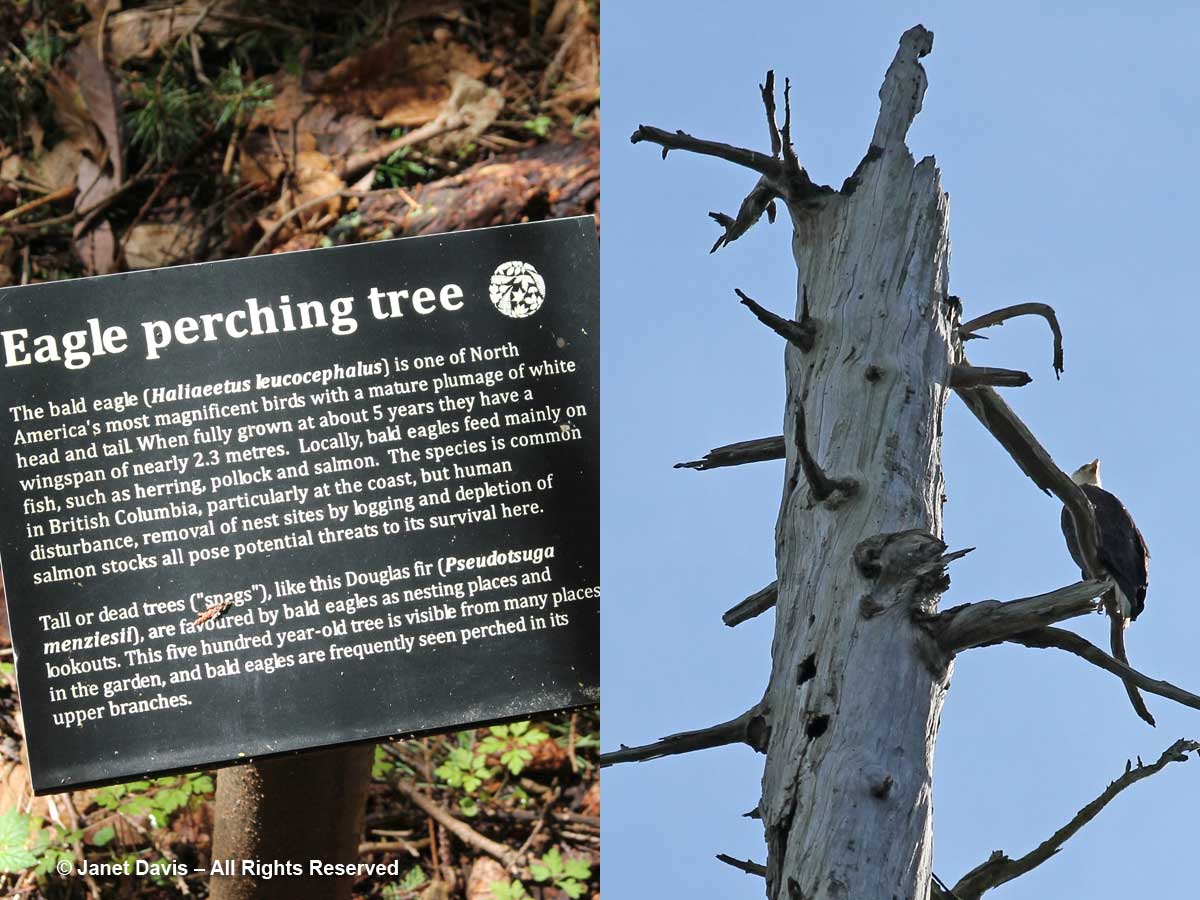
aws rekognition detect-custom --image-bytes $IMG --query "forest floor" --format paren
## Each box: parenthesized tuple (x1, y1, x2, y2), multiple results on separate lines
(0, 2, 599, 898)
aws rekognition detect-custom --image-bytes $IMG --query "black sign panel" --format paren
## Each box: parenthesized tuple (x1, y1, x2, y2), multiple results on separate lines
(0, 217, 599, 793)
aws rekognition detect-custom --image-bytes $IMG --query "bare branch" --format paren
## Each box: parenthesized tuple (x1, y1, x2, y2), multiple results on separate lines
(780, 76, 799, 172)
(599, 700, 769, 768)
(931, 873, 963, 900)
(393, 781, 519, 869)
(948, 365, 1031, 389)
(630, 125, 781, 177)
(716, 853, 767, 877)
(953, 384, 1153, 723)
(760, 70, 781, 157)
(708, 180, 778, 252)
(952, 384, 1100, 571)
(951, 738, 1200, 900)
(790, 400, 858, 504)
(930, 579, 1110, 652)
(675, 436, 785, 471)
(959, 302, 1064, 379)
(723, 581, 778, 627)
(1007, 626, 1198, 718)
(1108, 615, 1155, 726)
(735, 288, 816, 351)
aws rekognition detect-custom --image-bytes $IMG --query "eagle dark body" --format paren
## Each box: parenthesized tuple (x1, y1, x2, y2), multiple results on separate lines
(1061, 484, 1150, 621)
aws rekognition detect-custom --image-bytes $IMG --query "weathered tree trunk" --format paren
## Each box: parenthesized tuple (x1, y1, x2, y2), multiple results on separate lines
(759, 27, 956, 900)
(209, 745, 374, 900)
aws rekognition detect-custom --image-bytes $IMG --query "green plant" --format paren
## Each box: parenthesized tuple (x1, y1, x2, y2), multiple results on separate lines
(125, 59, 272, 164)
(434, 731, 495, 816)
(479, 721, 549, 776)
(488, 879, 529, 900)
(32, 828, 77, 878)
(0, 807, 80, 876)
(381, 864, 428, 897)
(94, 771, 214, 828)
(125, 70, 204, 163)
(523, 115, 554, 138)
(374, 143, 429, 188)
(530, 847, 591, 899)
(23, 26, 65, 71)
(372, 745, 395, 780)
(0, 808, 38, 873)
(210, 59, 274, 130)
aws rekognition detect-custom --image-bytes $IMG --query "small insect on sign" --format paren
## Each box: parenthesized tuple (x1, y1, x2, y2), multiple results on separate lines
(0, 217, 599, 794)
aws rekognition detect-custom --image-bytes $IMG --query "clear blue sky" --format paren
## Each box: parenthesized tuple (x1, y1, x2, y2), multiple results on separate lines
(601, 3, 1200, 898)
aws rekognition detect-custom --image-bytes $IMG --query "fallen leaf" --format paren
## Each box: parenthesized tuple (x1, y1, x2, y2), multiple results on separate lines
(425, 74, 503, 155)
(466, 859, 508, 900)
(75, 156, 119, 213)
(81, 0, 120, 19)
(294, 149, 344, 210)
(405, 41, 492, 83)
(524, 736, 571, 772)
(376, 84, 448, 128)
(0, 758, 47, 821)
(248, 74, 311, 131)
(45, 69, 105, 163)
(578, 780, 599, 818)
(272, 232, 325, 254)
(84, 3, 234, 65)
(75, 219, 116, 275)
(317, 33, 490, 129)
(68, 43, 123, 182)
(22, 141, 84, 193)
(123, 221, 204, 270)
(1, 154, 22, 185)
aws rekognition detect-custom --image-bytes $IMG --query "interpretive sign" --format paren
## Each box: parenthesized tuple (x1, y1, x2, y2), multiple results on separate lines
(0, 217, 599, 793)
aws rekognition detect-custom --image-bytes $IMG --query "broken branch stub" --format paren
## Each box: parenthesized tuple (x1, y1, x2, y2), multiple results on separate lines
(948, 365, 1031, 389)
(723, 581, 779, 627)
(598, 698, 769, 768)
(735, 288, 816, 351)
(674, 436, 785, 471)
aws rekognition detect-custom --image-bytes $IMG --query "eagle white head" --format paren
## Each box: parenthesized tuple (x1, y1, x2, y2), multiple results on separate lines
(1070, 459, 1102, 487)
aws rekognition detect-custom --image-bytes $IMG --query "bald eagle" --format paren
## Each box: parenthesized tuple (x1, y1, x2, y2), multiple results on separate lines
(1060, 459, 1150, 622)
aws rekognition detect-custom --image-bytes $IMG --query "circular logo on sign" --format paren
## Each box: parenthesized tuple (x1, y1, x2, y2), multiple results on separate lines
(489, 261, 546, 318)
